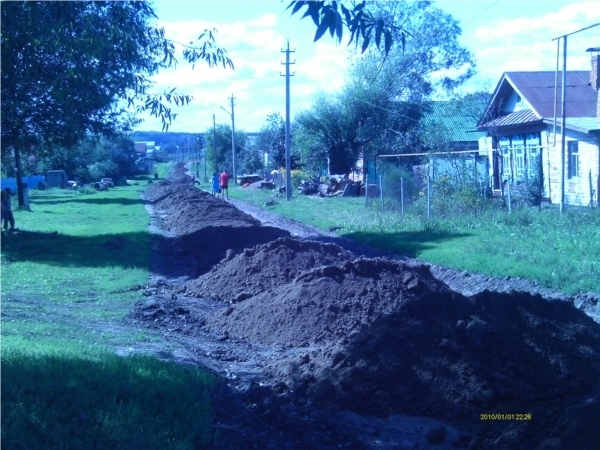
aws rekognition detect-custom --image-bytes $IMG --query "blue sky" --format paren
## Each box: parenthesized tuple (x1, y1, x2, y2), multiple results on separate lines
(134, 0, 600, 133)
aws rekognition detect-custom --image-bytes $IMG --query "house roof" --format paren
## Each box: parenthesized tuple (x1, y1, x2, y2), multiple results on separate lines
(505, 71, 597, 118)
(422, 102, 486, 142)
(542, 117, 600, 134)
(479, 71, 598, 132)
(480, 109, 542, 129)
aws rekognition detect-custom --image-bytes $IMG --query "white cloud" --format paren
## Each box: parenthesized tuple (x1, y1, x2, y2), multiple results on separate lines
(467, 1, 600, 88)
(248, 13, 278, 28)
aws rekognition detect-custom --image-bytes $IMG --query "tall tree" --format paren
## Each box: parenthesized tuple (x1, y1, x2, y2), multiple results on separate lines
(204, 124, 247, 174)
(295, 0, 475, 174)
(1, 0, 232, 205)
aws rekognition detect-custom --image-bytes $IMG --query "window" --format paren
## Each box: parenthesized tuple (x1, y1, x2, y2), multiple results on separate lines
(501, 146, 511, 180)
(568, 141, 579, 178)
(526, 133, 540, 179)
(514, 146, 525, 180)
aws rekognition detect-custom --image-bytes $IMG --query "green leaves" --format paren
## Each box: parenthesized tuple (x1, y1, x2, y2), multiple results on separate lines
(183, 28, 234, 70)
(1, 2, 235, 146)
(288, 0, 398, 55)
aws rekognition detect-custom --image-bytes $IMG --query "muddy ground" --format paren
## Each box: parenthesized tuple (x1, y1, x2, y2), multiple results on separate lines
(127, 163, 600, 449)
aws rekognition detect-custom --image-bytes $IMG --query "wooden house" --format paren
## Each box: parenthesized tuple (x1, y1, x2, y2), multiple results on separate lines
(477, 54, 600, 207)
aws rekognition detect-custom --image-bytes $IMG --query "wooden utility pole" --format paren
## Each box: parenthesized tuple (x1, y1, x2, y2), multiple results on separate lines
(213, 114, 217, 173)
(230, 94, 237, 184)
(560, 36, 567, 214)
(281, 40, 295, 200)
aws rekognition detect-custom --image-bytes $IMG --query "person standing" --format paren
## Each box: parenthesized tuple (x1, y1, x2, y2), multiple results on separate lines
(1, 188, 15, 232)
(219, 169, 230, 199)
(211, 172, 220, 196)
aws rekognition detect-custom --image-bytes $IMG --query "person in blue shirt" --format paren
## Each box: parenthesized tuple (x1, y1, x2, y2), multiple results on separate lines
(211, 172, 220, 196)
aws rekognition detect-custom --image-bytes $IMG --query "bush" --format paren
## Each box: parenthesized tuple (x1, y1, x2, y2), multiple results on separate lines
(89, 160, 119, 181)
(291, 169, 306, 189)
(381, 163, 420, 208)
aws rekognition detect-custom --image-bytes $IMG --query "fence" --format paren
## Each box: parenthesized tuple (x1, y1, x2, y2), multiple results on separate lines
(364, 155, 513, 220)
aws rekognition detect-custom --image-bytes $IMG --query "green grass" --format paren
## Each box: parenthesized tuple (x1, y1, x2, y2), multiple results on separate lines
(2, 350, 215, 450)
(1, 185, 216, 449)
(230, 186, 600, 295)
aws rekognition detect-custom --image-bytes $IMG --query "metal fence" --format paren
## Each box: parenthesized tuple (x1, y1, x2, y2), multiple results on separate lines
(364, 155, 500, 220)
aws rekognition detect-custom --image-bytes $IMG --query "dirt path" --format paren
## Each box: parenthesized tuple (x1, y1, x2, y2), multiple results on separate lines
(127, 166, 600, 449)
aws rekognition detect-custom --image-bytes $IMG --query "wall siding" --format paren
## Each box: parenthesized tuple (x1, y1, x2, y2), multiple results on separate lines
(544, 127, 600, 206)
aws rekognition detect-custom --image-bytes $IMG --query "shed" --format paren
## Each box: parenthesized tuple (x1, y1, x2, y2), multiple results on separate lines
(47, 170, 69, 189)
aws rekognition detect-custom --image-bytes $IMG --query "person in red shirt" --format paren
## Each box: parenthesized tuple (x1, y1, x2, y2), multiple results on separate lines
(219, 169, 230, 199)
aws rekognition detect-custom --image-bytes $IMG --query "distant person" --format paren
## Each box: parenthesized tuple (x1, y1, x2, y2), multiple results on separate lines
(211, 172, 220, 196)
(1, 188, 15, 232)
(219, 169, 230, 199)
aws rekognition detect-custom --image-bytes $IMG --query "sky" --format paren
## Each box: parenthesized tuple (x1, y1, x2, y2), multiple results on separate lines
(133, 0, 600, 134)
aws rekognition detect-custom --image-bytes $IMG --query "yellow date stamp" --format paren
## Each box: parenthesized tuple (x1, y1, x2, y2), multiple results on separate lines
(480, 413, 532, 421)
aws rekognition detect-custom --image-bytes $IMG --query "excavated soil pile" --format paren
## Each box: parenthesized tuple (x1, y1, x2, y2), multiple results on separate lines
(135, 170, 600, 449)
(183, 237, 355, 302)
(144, 177, 289, 277)
(188, 242, 600, 448)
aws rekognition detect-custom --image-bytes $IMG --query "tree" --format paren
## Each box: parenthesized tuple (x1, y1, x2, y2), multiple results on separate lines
(295, 93, 363, 175)
(204, 124, 247, 174)
(295, 0, 475, 174)
(36, 136, 140, 183)
(1, 0, 232, 205)
(3, 1, 394, 205)
(288, 1, 402, 56)
(237, 141, 264, 175)
(292, 123, 328, 176)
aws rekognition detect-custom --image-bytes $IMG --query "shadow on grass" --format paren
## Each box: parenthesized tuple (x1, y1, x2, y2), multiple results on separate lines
(32, 196, 146, 206)
(1, 351, 215, 450)
(343, 229, 472, 258)
(1, 225, 289, 277)
(1, 230, 153, 271)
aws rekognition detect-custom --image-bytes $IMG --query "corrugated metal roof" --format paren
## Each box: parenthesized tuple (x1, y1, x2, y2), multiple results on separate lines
(542, 117, 600, 134)
(505, 71, 597, 118)
(422, 102, 486, 142)
(480, 109, 542, 128)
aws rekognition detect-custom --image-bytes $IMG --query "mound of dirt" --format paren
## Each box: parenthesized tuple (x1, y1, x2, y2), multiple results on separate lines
(146, 182, 262, 235)
(183, 237, 355, 302)
(199, 251, 600, 448)
(145, 182, 289, 276)
(134, 164, 600, 449)
(203, 255, 449, 346)
(167, 161, 193, 185)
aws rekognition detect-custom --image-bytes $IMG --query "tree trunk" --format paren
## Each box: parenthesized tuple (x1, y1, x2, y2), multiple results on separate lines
(14, 146, 25, 207)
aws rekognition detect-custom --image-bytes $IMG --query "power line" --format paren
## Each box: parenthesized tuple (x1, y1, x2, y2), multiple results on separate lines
(462, 1, 501, 28)
(350, 96, 422, 122)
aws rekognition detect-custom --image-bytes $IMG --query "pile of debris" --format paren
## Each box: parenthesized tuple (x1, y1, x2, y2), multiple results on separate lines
(298, 175, 361, 197)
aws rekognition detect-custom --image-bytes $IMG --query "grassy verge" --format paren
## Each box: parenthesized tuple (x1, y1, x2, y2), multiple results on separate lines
(230, 186, 600, 295)
(1, 185, 216, 449)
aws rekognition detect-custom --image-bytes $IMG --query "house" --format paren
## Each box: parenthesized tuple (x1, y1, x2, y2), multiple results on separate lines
(477, 52, 600, 207)
(134, 141, 156, 157)
(421, 101, 489, 185)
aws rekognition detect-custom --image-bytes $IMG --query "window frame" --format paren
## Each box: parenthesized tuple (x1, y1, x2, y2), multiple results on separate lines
(567, 141, 579, 179)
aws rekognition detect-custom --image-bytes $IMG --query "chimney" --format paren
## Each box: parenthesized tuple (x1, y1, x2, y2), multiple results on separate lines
(588, 49, 600, 124)
(592, 55, 600, 90)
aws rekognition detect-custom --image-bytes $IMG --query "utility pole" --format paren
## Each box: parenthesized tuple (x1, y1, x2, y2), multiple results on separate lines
(220, 95, 237, 184)
(195, 135, 200, 178)
(213, 114, 217, 173)
(230, 94, 237, 184)
(560, 35, 567, 215)
(280, 40, 295, 200)
(552, 22, 600, 214)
